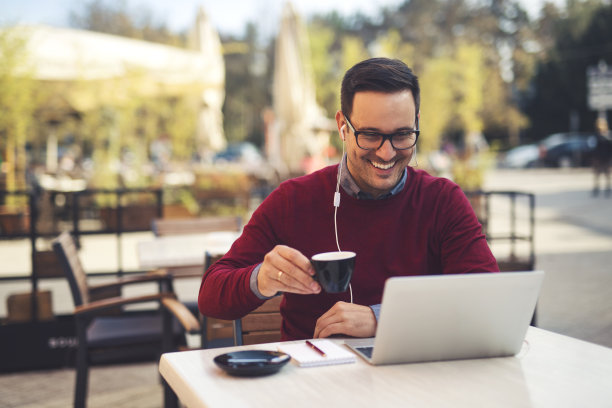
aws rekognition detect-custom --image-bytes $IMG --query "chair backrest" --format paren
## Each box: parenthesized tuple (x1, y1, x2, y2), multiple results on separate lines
(204, 252, 224, 272)
(52, 231, 90, 306)
(152, 216, 242, 236)
(199, 252, 283, 346)
(233, 296, 282, 346)
(200, 252, 234, 346)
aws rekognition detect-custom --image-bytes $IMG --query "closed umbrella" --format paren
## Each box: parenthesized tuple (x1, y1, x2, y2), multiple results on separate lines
(272, 2, 321, 174)
(189, 7, 226, 158)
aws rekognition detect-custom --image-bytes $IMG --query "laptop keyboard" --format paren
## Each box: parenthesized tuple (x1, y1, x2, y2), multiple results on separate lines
(356, 346, 374, 358)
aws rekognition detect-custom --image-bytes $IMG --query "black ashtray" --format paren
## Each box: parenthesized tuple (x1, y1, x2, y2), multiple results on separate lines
(213, 350, 291, 377)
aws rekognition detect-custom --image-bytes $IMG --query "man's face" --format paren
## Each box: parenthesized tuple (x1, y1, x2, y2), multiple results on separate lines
(336, 90, 417, 198)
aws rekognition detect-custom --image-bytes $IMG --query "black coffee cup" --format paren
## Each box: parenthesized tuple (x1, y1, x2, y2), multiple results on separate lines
(310, 251, 356, 293)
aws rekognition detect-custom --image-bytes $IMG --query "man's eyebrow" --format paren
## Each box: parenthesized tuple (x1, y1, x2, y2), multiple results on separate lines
(357, 125, 417, 132)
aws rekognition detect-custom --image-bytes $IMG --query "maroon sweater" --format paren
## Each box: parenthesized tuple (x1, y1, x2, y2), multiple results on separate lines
(199, 165, 498, 340)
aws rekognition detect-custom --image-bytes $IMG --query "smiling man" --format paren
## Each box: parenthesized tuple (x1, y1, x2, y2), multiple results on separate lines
(199, 58, 499, 341)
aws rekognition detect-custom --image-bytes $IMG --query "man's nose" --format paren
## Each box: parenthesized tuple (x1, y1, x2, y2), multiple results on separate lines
(376, 139, 396, 161)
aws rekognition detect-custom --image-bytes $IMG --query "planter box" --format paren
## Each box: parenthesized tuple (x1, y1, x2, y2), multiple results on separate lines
(6, 290, 54, 323)
(0, 209, 30, 236)
(35, 250, 65, 278)
(194, 188, 251, 212)
(100, 205, 159, 232)
(163, 204, 196, 219)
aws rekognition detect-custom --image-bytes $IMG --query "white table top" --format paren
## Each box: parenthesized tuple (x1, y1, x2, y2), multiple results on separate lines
(137, 231, 240, 269)
(159, 327, 612, 408)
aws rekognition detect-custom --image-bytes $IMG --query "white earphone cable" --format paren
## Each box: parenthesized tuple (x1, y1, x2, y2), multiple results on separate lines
(334, 132, 353, 303)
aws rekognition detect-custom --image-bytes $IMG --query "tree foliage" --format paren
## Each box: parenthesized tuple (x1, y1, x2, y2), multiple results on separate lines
(0, 28, 38, 206)
(62, 1, 202, 192)
(308, 22, 339, 118)
(221, 23, 272, 147)
(526, 0, 612, 140)
(75, 78, 199, 191)
(305, 0, 536, 153)
(303, 0, 612, 154)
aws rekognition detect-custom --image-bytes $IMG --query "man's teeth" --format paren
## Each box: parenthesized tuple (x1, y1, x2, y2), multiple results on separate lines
(371, 161, 395, 170)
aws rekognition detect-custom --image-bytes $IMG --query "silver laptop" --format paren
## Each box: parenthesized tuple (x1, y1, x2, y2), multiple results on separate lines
(345, 271, 544, 365)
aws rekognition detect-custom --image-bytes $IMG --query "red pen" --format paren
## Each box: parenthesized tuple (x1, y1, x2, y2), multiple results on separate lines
(305, 340, 327, 357)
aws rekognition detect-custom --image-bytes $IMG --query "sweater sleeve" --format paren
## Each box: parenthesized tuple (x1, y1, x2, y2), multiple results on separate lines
(435, 183, 499, 274)
(198, 184, 289, 320)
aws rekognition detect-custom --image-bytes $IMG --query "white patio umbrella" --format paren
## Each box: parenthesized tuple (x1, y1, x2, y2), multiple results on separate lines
(272, 2, 322, 174)
(189, 7, 227, 157)
(8, 19, 227, 168)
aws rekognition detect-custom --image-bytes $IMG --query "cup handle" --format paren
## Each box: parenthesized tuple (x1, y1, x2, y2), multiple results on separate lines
(310, 260, 319, 282)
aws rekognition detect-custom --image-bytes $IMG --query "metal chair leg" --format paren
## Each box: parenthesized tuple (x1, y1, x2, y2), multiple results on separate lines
(75, 320, 89, 408)
(201, 315, 208, 348)
(233, 319, 243, 346)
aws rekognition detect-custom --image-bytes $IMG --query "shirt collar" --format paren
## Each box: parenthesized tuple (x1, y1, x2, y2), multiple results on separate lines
(339, 153, 407, 200)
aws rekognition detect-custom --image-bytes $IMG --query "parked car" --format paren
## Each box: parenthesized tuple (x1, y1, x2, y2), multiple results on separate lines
(213, 142, 265, 165)
(213, 142, 277, 184)
(499, 144, 540, 168)
(538, 133, 596, 168)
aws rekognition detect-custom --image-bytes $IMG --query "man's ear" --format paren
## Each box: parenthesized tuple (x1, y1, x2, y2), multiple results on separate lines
(335, 110, 347, 142)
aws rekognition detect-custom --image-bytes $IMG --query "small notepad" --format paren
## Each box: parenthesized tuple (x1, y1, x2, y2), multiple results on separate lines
(278, 339, 356, 367)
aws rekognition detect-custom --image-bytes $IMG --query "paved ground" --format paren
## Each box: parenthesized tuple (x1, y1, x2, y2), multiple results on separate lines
(1, 167, 610, 407)
(483, 168, 612, 348)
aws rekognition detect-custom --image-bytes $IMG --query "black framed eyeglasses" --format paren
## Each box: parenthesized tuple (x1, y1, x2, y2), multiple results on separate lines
(343, 113, 420, 151)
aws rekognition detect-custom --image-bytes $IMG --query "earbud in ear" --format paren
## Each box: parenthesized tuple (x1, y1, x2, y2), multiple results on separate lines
(341, 125, 346, 141)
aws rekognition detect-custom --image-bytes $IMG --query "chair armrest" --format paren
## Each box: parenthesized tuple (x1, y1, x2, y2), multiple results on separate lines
(161, 297, 201, 334)
(88, 269, 171, 294)
(74, 293, 170, 316)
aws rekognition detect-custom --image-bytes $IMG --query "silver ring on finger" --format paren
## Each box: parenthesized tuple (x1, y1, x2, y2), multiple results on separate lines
(277, 271, 283, 281)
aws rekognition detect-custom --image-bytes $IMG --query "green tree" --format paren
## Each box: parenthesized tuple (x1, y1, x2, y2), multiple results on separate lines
(526, 0, 612, 140)
(340, 36, 369, 81)
(63, 1, 206, 193)
(0, 28, 38, 208)
(305, 0, 537, 151)
(419, 56, 455, 154)
(375, 29, 415, 64)
(308, 22, 339, 118)
(454, 43, 486, 137)
(222, 23, 272, 146)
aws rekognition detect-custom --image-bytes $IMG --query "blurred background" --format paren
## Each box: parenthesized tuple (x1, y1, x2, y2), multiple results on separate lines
(1, 0, 610, 195)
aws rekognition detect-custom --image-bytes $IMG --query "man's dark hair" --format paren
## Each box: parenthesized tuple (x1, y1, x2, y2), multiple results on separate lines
(340, 58, 420, 118)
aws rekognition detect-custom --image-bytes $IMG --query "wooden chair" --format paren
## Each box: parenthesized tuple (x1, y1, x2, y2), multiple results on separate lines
(151, 217, 242, 348)
(233, 296, 283, 346)
(52, 231, 200, 408)
(199, 252, 283, 346)
(199, 252, 235, 348)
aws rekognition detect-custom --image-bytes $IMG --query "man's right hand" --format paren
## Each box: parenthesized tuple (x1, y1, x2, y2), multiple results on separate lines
(257, 245, 321, 297)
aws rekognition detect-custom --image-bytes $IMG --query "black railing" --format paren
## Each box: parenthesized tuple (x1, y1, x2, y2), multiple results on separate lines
(465, 190, 536, 271)
(2, 187, 534, 322)
(1, 188, 164, 322)
(70, 188, 163, 275)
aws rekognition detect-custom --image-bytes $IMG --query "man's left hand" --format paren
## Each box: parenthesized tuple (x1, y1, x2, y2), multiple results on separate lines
(313, 302, 376, 338)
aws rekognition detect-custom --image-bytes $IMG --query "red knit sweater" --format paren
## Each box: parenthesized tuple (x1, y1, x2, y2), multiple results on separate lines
(199, 165, 498, 340)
